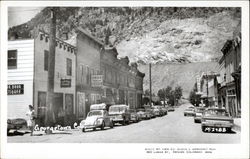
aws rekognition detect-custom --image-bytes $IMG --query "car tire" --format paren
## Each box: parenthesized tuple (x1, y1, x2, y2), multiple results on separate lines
(101, 122, 105, 130)
(93, 128, 96, 131)
(184, 114, 186, 116)
(194, 120, 197, 123)
(110, 121, 114, 128)
(201, 126, 206, 132)
(226, 128, 231, 132)
(82, 128, 85, 132)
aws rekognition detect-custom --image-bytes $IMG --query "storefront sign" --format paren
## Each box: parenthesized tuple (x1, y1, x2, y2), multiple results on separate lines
(91, 75, 103, 87)
(60, 79, 71, 87)
(7, 84, 24, 95)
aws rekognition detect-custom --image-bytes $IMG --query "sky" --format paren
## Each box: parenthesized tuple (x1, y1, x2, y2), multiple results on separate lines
(8, 7, 44, 28)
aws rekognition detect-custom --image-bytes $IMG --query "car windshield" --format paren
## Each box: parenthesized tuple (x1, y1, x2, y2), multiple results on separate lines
(109, 106, 126, 113)
(204, 109, 228, 116)
(88, 110, 102, 117)
(195, 108, 205, 113)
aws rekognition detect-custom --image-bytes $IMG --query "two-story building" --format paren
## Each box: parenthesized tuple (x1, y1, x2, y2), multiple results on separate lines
(220, 23, 241, 117)
(8, 31, 76, 126)
(76, 28, 145, 119)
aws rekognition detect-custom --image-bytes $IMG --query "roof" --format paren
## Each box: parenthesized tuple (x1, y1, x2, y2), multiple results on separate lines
(77, 27, 104, 46)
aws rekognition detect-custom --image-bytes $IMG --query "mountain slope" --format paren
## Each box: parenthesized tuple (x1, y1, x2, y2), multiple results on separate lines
(138, 62, 219, 98)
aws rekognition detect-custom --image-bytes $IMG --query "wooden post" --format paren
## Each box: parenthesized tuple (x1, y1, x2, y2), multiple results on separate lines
(45, 7, 57, 126)
(149, 63, 152, 107)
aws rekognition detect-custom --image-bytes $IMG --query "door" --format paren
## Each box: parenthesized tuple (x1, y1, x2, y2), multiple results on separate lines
(77, 92, 85, 119)
(53, 93, 64, 125)
(37, 91, 46, 126)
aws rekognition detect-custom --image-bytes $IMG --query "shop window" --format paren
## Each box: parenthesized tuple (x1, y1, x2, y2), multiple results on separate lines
(66, 58, 72, 76)
(44, 50, 49, 71)
(8, 50, 17, 69)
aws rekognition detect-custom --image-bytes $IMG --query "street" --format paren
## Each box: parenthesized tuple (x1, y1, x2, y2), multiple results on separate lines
(8, 102, 240, 143)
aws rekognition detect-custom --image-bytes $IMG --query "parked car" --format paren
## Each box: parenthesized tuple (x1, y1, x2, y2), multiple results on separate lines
(153, 106, 166, 116)
(7, 118, 28, 134)
(167, 106, 175, 112)
(184, 107, 195, 116)
(108, 104, 131, 125)
(129, 109, 140, 123)
(161, 107, 168, 115)
(80, 103, 113, 132)
(152, 106, 161, 117)
(201, 107, 234, 133)
(137, 108, 150, 120)
(193, 107, 206, 123)
(145, 108, 155, 118)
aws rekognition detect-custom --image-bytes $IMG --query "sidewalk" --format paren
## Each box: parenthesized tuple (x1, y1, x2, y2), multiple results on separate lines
(232, 117, 241, 132)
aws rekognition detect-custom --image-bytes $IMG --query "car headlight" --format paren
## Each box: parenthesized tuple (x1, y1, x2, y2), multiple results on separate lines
(80, 120, 85, 127)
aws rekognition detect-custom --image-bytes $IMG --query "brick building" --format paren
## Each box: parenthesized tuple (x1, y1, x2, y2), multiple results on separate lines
(76, 28, 144, 119)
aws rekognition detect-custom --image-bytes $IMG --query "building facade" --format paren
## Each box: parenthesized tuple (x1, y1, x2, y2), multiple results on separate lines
(220, 23, 241, 117)
(76, 28, 144, 119)
(8, 31, 76, 126)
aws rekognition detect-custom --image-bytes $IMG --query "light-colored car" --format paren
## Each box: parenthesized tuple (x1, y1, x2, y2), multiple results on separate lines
(193, 107, 206, 123)
(184, 107, 195, 116)
(129, 109, 140, 123)
(201, 108, 234, 133)
(108, 105, 131, 125)
(80, 103, 114, 132)
(152, 106, 161, 117)
(167, 106, 175, 112)
(137, 109, 150, 120)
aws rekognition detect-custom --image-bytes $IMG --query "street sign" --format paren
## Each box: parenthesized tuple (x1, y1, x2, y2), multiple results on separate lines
(61, 79, 71, 87)
(91, 75, 103, 87)
(7, 84, 24, 95)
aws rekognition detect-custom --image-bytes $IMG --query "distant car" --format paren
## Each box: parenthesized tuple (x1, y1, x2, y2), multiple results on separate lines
(129, 109, 140, 123)
(80, 103, 114, 132)
(137, 109, 150, 120)
(108, 105, 131, 125)
(7, 118, 28, 134)
(201, 108, 234, 133)
(193, 107, 206, 123)
(184, 107, 195, 116)
(168, 106, 175, 112)
(161, 107, 168, 115)
(152, 106, 161, 117)
(145, 108, 155, 118)
(153, 106, 166, 116)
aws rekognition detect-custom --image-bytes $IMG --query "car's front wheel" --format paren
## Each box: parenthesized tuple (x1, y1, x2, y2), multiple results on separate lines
(110, 121, 114, 128)
(101, 122, 105, 130)
(82, 128, 85, 132)
(201, 126, 206, 132)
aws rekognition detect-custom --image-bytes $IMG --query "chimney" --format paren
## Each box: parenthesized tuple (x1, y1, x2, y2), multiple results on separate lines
(62, 32, 68, 40)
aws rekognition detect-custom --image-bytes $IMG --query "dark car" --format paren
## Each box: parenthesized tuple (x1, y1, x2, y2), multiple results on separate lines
(109, 104, 131, 125)
(7, 118, 28, 134)
(201, 107, 234, 133)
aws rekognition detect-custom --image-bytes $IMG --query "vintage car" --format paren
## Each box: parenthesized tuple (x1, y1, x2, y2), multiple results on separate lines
(7, 118, 28, 134)
(80, 103, 114, 132)
(193, 107, 206, 123)
(129, 109, 140, 123)
(145, 108, 155, 118)
(152, 106, 161, 117)
(184, 107, 195, 116)
(167, 106, 175, 112)
(137, 109, 151, 120)
(161, 107, 168, 115)
(201, 108, 234, 133)
(108, 104, 131, 125)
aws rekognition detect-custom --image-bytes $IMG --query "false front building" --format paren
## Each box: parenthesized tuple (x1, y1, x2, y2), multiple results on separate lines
(76, 28, 145, 119)
(8, 31, 76, 126)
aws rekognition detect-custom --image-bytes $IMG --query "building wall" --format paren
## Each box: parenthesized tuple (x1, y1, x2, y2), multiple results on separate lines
(33, 32, 76, 126)
(7, 40, 34, 119)
(76, 31, 103, 119)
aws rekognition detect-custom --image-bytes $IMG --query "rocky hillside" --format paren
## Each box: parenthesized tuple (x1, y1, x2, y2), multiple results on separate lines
(9, 7, 241, 64)
(138, 62, 219, 98)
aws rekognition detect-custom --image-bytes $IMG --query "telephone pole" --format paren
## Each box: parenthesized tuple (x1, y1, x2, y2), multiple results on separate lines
(45, 7, 57, 126)
(149, 63, 152, 107)
(206, 73, 209, 107)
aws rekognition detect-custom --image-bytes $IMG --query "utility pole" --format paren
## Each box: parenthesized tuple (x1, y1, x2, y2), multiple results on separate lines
(206, 73, 209, 107)
(45, 7, 57, 126)
(149, 63, 152, 107)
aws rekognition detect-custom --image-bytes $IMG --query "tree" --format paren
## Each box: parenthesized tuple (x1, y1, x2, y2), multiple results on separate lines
(105, 26, 111, 45)
(189, 89, 201, 106)
(174, 86, 183, 105)
(144, 89, 150, 96)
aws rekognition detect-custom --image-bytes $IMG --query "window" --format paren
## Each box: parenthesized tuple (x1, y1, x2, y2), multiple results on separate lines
(66, 58, 72, 76)
(44, 50, 49, 71)
(8, 50, 17, 69)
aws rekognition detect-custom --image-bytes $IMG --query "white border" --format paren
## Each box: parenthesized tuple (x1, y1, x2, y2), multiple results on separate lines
(1, 1, 249, 159)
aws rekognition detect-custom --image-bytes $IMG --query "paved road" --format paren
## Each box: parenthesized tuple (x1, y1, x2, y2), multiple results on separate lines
(8, 102, 240, 143)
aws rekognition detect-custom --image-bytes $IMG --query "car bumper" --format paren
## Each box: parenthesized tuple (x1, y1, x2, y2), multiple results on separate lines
(201, 122, 234, 128)
(83, 124, 101, 129)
